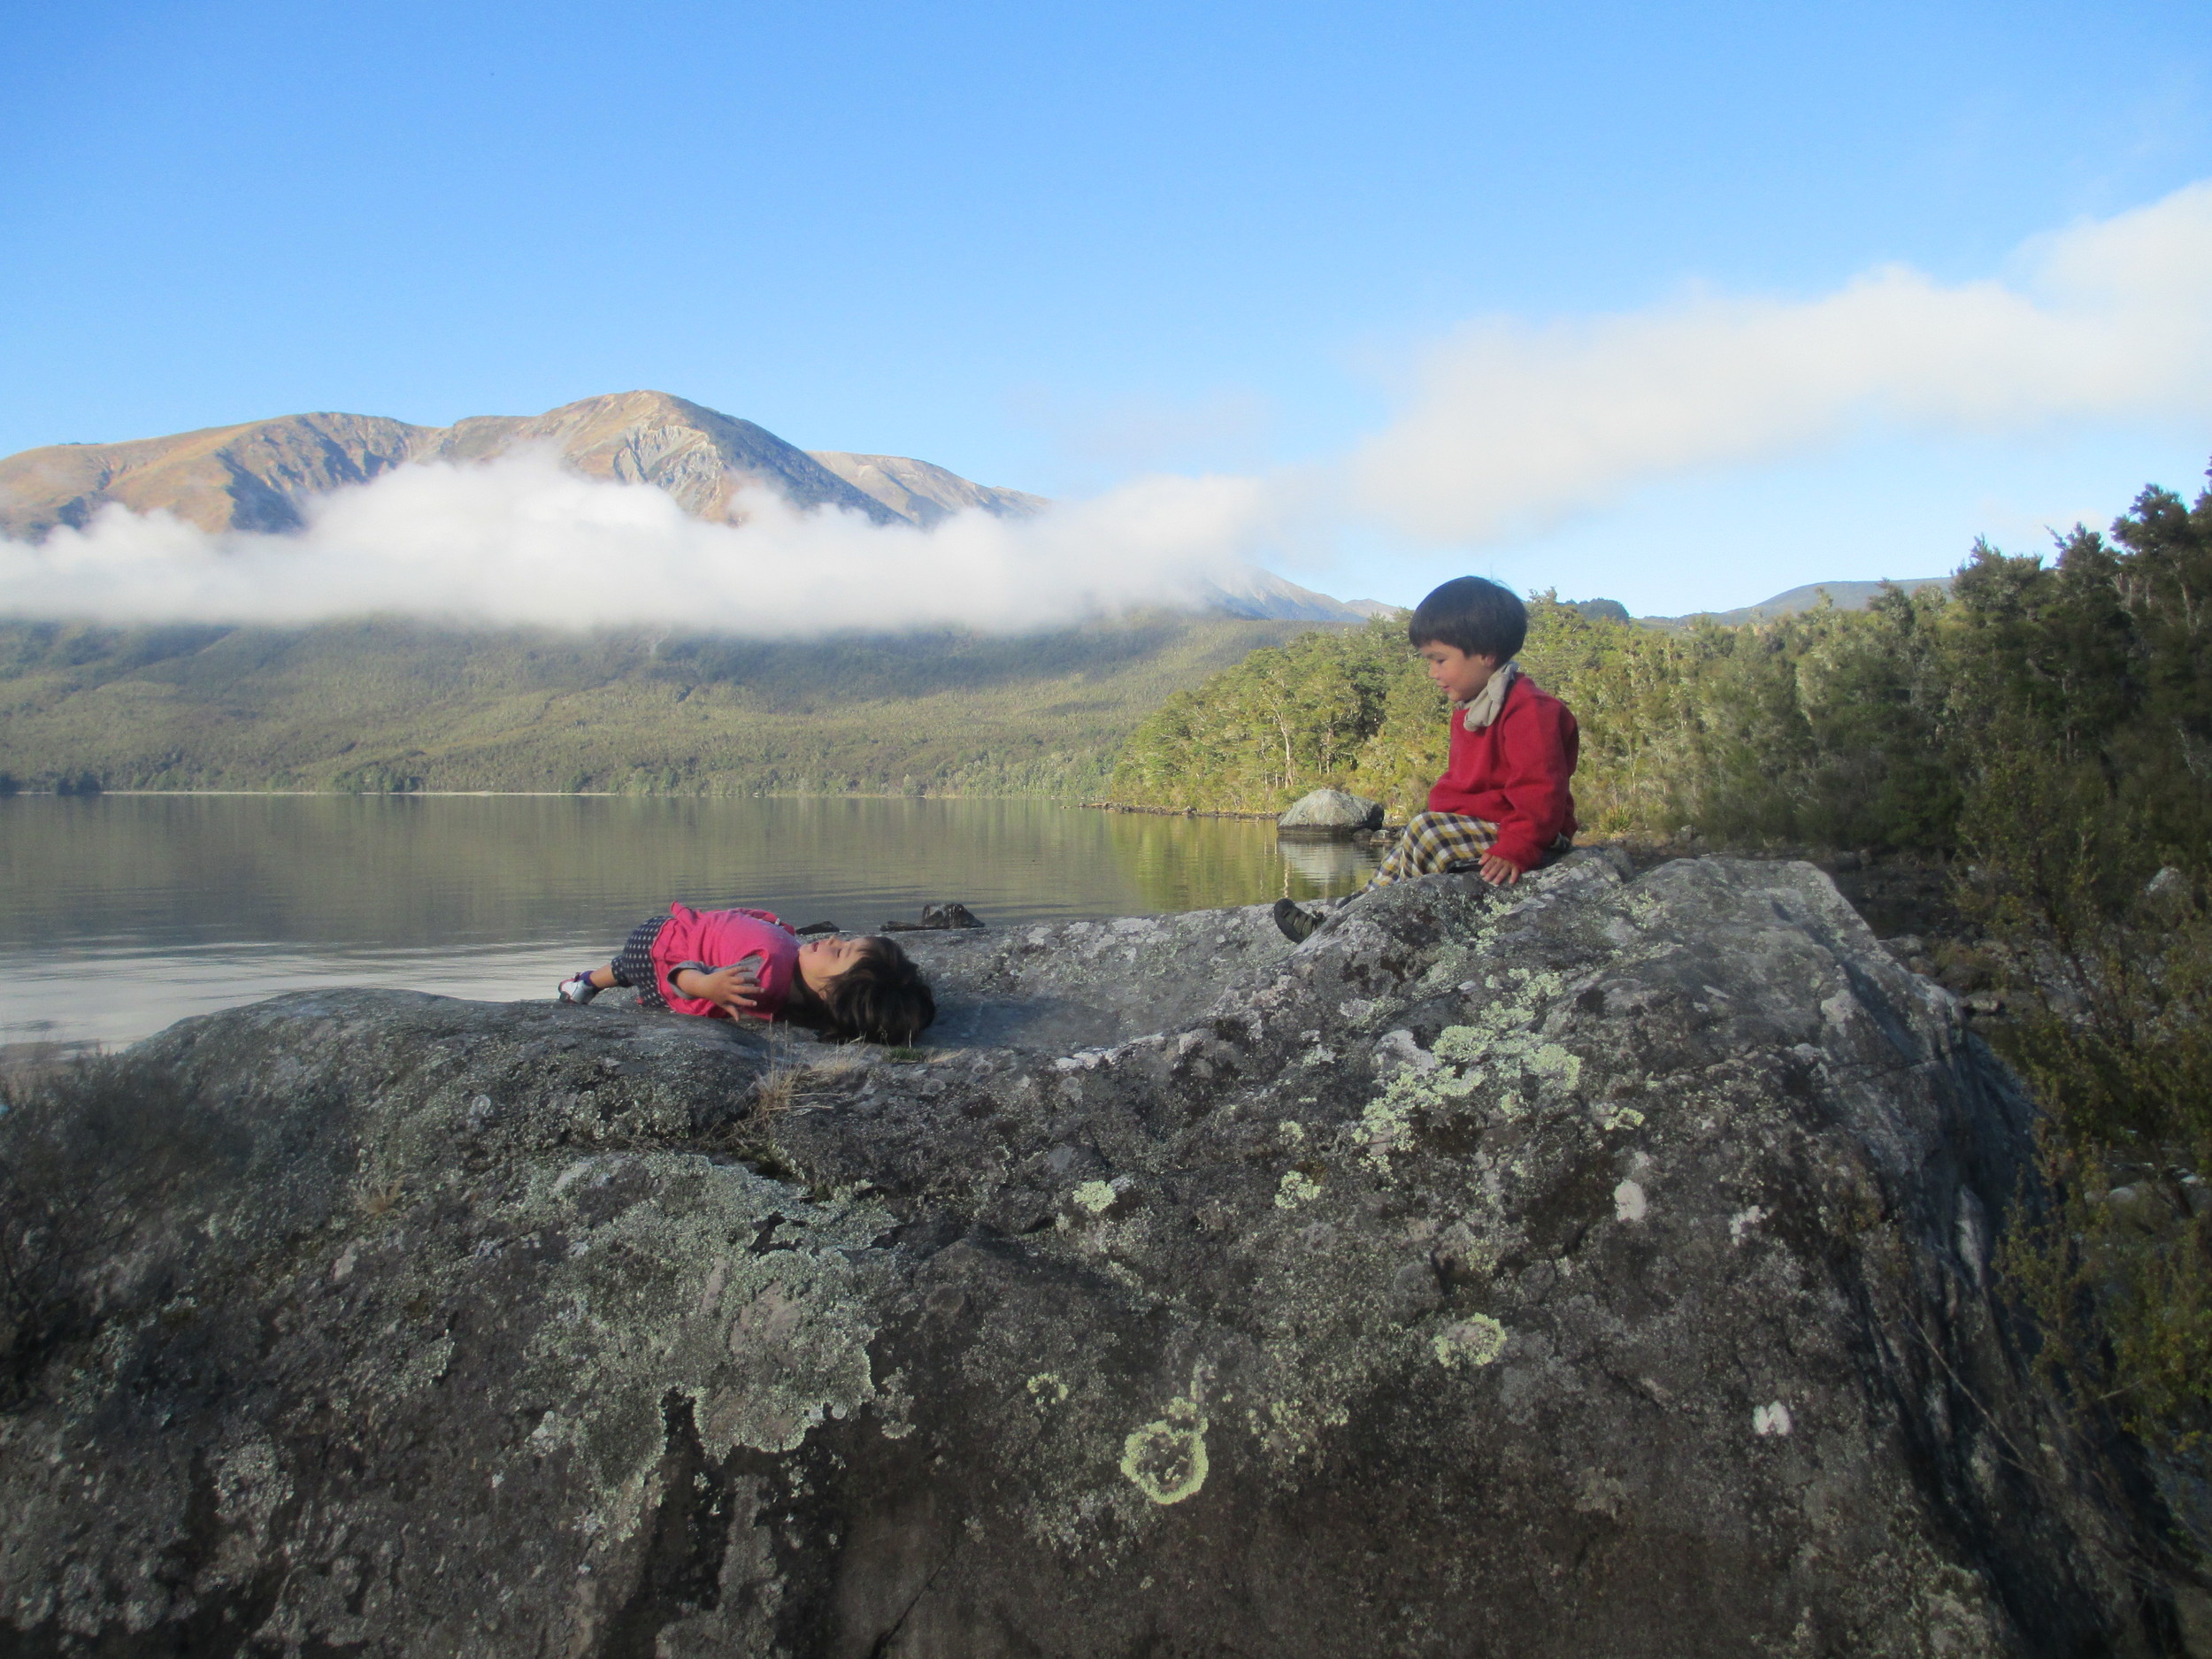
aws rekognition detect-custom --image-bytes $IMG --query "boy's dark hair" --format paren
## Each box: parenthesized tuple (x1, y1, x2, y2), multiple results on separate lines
(788, 936, 936, 1045)
(1409, 577, 1527, 662)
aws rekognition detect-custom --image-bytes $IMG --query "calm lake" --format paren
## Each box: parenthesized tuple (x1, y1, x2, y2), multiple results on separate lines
(1, 795, 1379, 1050)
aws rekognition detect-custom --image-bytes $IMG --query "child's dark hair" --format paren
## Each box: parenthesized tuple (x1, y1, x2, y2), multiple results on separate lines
(1409, 577, 1526, 662)
(784, 936, 936, 1045)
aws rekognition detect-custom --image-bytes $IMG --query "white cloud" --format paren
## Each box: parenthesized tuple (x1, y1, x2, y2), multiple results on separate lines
(1348, 180, 2212, 543)
(5, 183, 2210, 631)
(0, 449, 1274, 632)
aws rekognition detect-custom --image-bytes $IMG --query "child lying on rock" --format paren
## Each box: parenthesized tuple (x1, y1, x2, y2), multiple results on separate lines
(557, 902, 935, 1045)
(1276, 577, 1580, 942)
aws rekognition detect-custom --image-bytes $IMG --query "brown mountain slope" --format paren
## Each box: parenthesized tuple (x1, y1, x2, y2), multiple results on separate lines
(808, 450, 1048, 526)
(0, 412, 438, 537)
(0, 391, 912, 539)
(425, 391, 895, 524)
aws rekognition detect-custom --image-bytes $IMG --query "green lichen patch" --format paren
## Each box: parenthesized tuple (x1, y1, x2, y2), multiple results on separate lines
(1618, 890, 1666, 929)
(1432, 1314, 1509, 1368)
(1275, 1170, 1324, 1210)
(1071, 1179, 1118, 1214)
(1360, 1061, 1483, 1167)
(1416, 943, 1479, 993)
(1120, 1391, 1210, 1505)
(1359, 971, 1585, 1171)
(512, 1153, 893, 1484)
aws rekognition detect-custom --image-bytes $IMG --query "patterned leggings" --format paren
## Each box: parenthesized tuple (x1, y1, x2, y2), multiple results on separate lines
(611, 916, 670, 1010)
(1363, 811, 1501, 891)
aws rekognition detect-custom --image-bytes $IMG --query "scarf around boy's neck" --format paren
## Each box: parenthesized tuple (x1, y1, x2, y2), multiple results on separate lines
(1461, 660, 1518, 732)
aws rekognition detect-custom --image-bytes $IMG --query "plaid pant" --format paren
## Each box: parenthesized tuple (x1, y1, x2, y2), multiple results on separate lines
(1363, 811, 1500, 891)
(1363, 812, 1573, 891)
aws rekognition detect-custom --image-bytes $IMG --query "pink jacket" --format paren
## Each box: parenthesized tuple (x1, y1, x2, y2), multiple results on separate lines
(649, 903, 801, 1020)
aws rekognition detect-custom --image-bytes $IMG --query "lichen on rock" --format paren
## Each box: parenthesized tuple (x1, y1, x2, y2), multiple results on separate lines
(1119, 1389, 1210, 1505)
(1432, 1313, 1508, 1368)
(511, 1151, 891, 1469)
(1071, 1178, 1118, 1214)
(1274, 1168, 1324, 1208)
(1358, 969, 1585, 1171)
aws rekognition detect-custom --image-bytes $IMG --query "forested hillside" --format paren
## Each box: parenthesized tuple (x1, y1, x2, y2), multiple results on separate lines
(0, 612, 1329, 799)
(1111, 484, 2212, 864)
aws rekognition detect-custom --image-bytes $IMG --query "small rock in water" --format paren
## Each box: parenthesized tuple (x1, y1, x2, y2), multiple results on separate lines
(883, 902, 987, 931)
(793, 920, 841, 935)
(1277, 787, 1384, 836)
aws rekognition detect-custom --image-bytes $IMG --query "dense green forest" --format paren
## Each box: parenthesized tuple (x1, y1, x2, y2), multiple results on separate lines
(1121, 469, 2212, 1480)
(1112, 490, 2212, 862)
(0, 612, 1325, 799)
(1110, 524, 2204, 860)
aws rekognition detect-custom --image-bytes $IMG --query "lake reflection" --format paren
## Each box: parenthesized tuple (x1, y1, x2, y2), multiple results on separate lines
(0, 795, 1379, 1048)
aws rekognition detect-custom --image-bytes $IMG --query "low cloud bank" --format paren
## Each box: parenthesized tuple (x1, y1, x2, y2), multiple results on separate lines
(0, 451, 1272, 633)
(1350, 180, 2212, 542)
(4, 183, 2208, 630)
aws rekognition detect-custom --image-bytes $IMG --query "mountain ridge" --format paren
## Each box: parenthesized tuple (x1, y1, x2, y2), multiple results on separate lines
(1639, 576, 1953, 630)
(0, 391, 1378, 625)
(0, 411, 439, 538)
(806, 449, 1048, 526)
(0, 392, 902, 537)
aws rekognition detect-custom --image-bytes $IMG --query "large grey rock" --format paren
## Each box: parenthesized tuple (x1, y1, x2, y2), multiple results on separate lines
(1276, 787, 1384, 834)
(0, 856, 2180, 1655)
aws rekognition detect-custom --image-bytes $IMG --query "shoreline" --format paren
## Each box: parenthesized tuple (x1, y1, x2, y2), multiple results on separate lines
(1079, 800, 1281, 821)
(0, 788, 1100, 801)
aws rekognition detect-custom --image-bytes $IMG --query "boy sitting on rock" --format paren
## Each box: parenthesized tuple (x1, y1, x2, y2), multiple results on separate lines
(1275, 577, 1579, 941)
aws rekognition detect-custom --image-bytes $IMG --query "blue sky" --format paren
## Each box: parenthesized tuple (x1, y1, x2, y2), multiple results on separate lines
(4, 0, 2211, 615)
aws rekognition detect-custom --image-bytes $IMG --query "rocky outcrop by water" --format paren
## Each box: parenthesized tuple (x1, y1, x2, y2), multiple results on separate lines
(1276, 787, 1385, 835)
(0, 855, 2187, 1655)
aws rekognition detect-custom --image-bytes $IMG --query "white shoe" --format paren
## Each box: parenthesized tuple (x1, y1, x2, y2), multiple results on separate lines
(557, 974, 601, 1004)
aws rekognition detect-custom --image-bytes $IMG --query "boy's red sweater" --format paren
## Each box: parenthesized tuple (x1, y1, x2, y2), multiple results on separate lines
(1426, 672, 1580, 872)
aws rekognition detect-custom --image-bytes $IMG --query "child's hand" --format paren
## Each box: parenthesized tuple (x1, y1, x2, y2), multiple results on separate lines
(681, 965, 763, 1014)
(1479, 852, 1522, 887)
